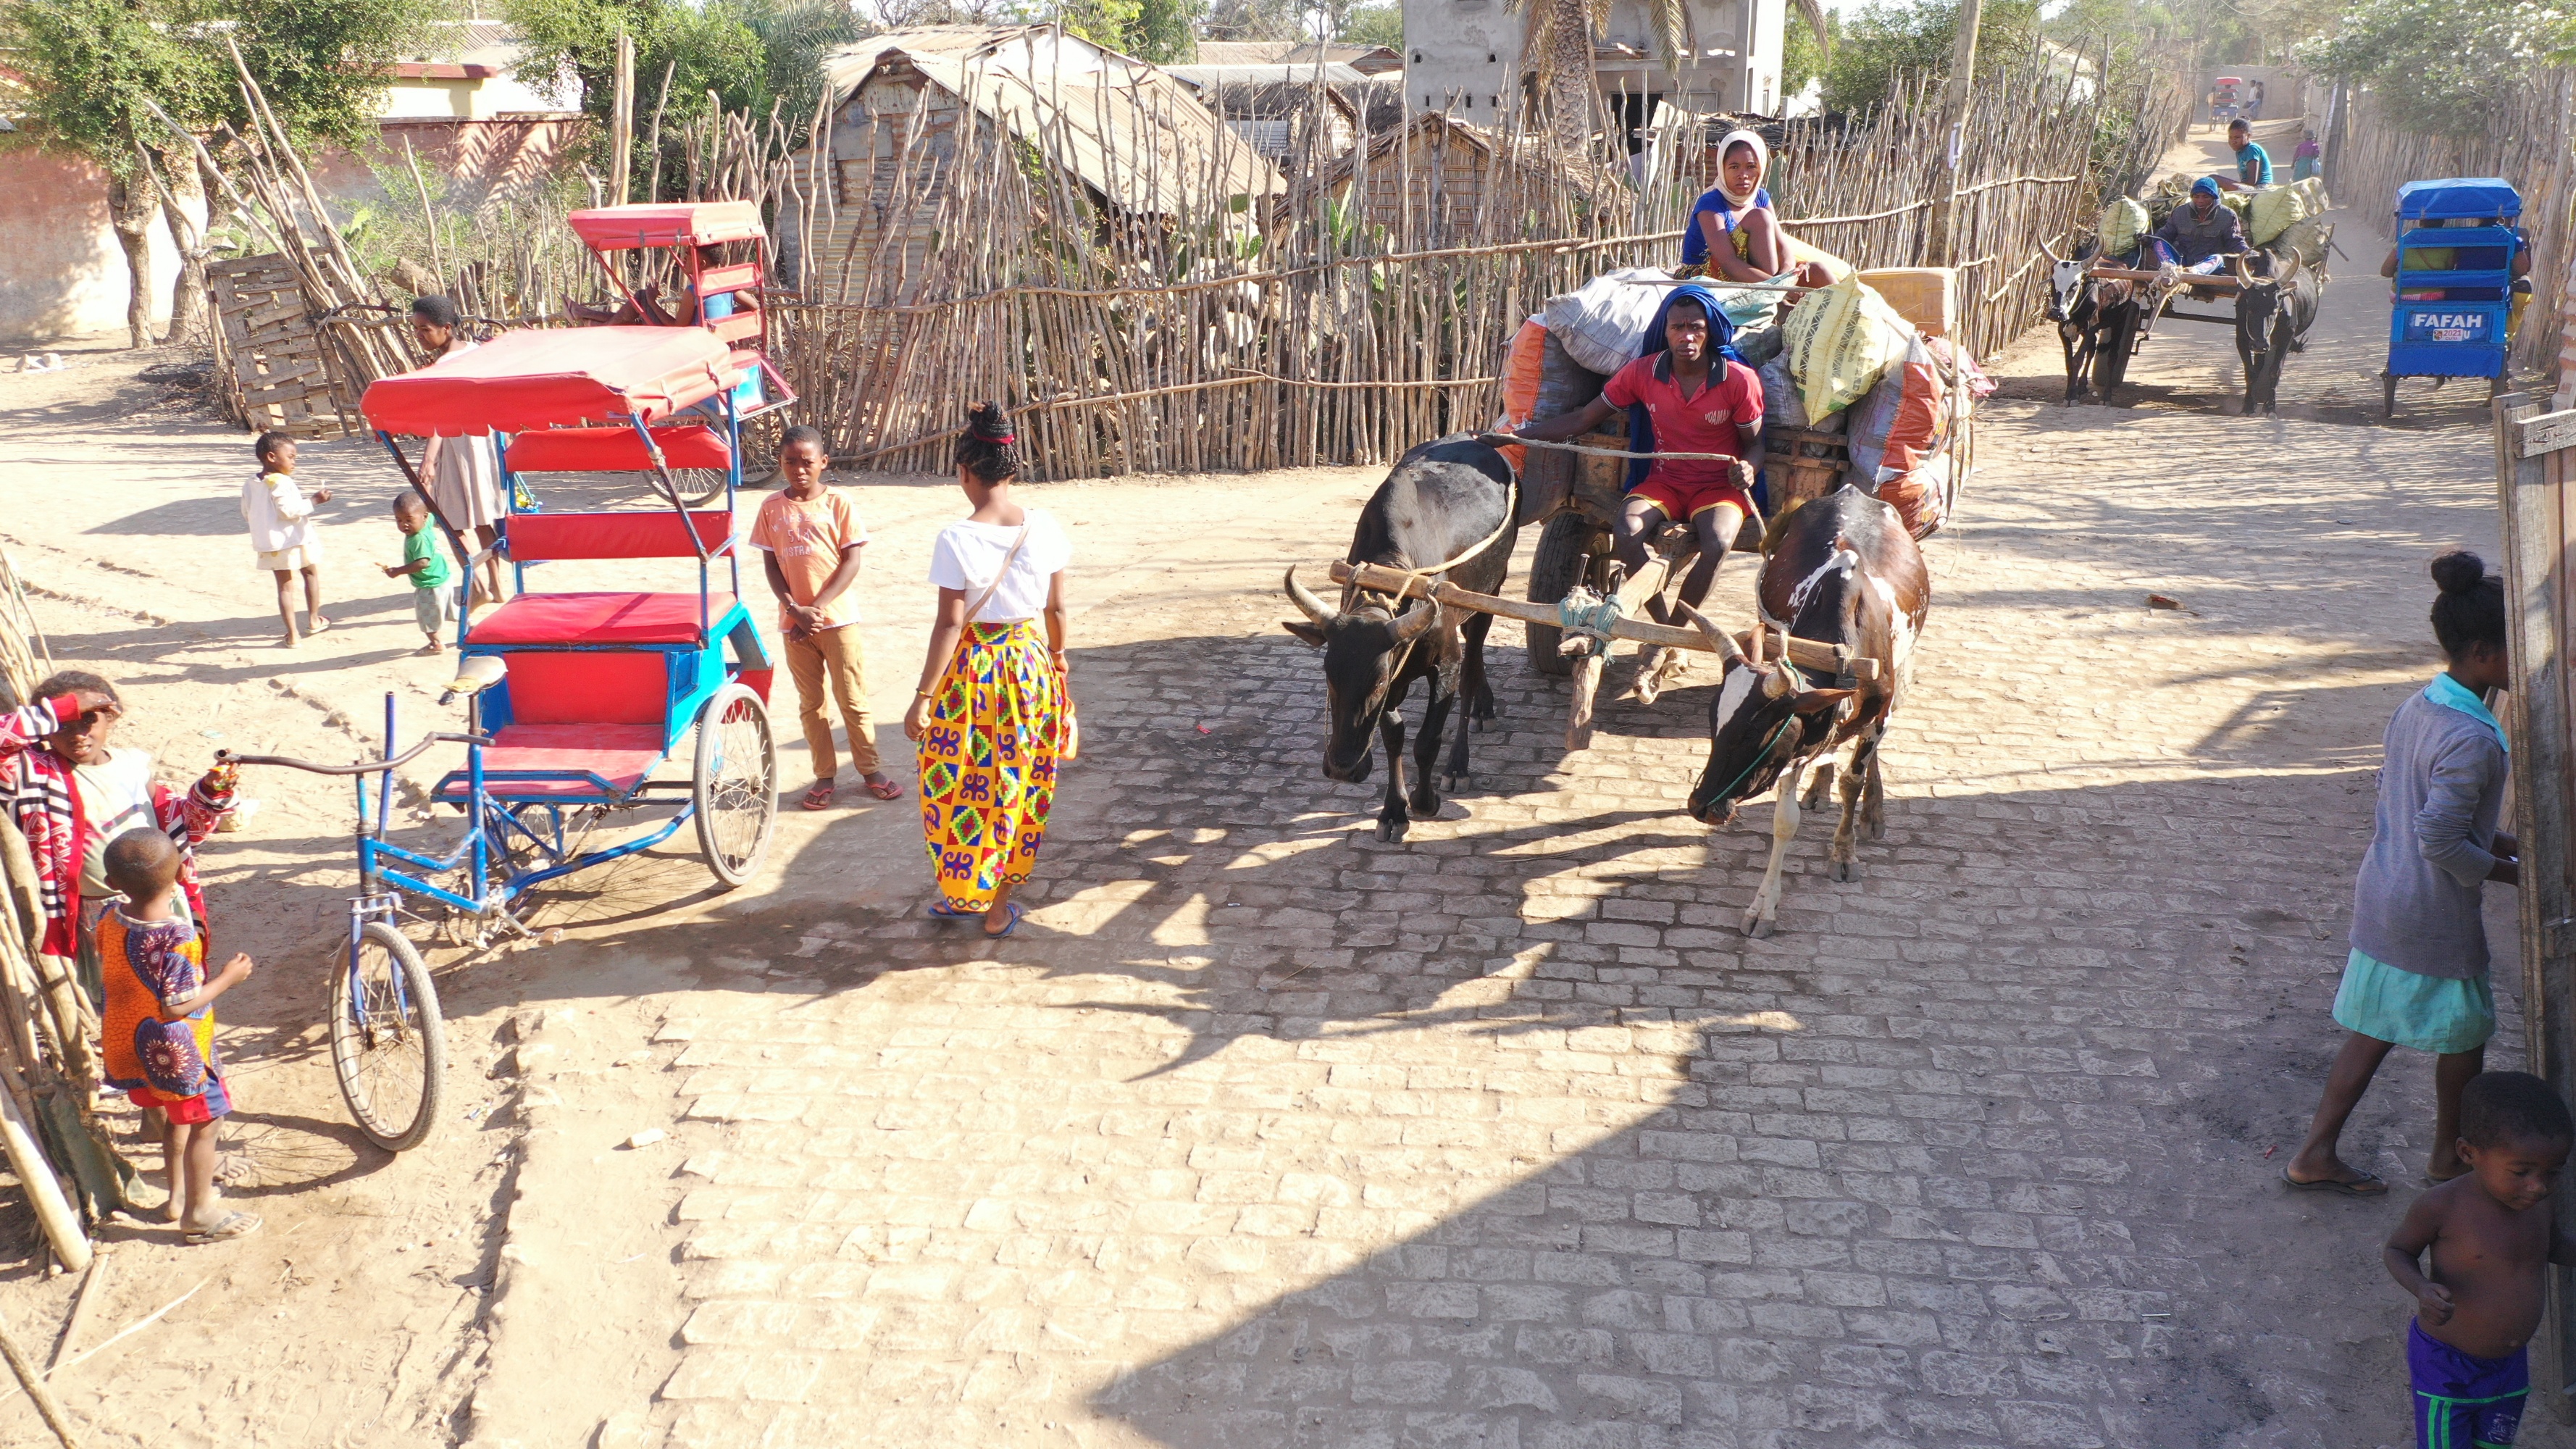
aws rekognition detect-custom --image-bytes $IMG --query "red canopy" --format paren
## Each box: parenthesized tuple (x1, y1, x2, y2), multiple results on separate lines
(361, 328, 743, 437)
(504, 423, 732, 474)
(568, 201, 766, 252)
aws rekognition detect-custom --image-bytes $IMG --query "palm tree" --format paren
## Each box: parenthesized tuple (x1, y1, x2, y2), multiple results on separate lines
(1509, 0, 1830, 154)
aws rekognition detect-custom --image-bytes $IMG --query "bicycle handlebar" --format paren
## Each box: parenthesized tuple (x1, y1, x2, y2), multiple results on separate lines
(216, 731, 493, 777)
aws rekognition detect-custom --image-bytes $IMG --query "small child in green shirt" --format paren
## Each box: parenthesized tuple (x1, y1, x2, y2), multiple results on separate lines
(382, 491, 456, 655)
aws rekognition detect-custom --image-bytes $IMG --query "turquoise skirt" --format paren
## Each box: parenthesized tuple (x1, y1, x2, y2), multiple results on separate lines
(2332, 949, 2494, 1054)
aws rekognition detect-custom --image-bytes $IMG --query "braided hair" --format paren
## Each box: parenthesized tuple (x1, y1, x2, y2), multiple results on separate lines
(954, 401, 1022, 484)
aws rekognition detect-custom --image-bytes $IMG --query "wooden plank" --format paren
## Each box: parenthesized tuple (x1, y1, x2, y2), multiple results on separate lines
(2493, 391, 2576, 1413)
(2524, 408, 2576, 459)
(1329, 561, 1881, 682)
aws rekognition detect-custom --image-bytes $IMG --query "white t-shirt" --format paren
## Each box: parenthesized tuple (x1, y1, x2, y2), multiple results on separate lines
(927, 511, 1072, 623)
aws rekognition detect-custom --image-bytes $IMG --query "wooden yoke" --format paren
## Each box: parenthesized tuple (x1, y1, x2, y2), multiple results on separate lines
(1329, 561, 1881, 683)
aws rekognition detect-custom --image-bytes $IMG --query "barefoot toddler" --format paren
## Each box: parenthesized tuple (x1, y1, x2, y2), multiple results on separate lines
(240, 432, 330, 646)
(383, 491, 456, 654)
(96, 828, 259, 1244)
(2384, 1071, 2576, 1448)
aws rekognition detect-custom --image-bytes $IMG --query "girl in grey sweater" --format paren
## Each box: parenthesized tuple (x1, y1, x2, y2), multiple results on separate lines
(2287, 553, 2519, 1195)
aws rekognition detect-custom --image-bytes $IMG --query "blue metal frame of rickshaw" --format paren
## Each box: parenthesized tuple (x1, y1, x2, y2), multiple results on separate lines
(2388, 179, 2522, 381)
(352, 385, 757, 915)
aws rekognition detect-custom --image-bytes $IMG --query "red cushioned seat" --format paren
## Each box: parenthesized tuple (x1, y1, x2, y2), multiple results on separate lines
(467, 590, 735, 646)
(432, 724, 668, 803)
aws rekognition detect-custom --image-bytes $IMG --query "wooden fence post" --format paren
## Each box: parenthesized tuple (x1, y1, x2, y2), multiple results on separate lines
(2496, 388, 2576, 1422)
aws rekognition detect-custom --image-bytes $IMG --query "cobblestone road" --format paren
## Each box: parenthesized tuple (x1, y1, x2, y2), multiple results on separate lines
(624, 301, 2533, 1448)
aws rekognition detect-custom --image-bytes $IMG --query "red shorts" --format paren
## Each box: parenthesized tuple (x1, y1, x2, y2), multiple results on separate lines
(1630, 475, 1751, 522)
(130, 1072, 230, 1124)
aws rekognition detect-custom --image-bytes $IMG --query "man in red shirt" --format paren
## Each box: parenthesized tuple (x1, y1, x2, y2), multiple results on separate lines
(1515, 293, 1764, 625)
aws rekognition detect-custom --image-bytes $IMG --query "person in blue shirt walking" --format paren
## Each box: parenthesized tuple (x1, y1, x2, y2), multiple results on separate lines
(2215, 117, 2273, 191)
(2286, 553, 2519, 1196)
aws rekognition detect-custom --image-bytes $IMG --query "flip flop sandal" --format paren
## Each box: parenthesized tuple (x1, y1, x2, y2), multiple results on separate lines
(983, 903, 1024, 940)
(183, 1210, 263, 1244)
(801, 782, 835, 811)
(863, 776, 905, 801)
(2280, 1166, 2387, 1198)
(926, 901, 978, 919)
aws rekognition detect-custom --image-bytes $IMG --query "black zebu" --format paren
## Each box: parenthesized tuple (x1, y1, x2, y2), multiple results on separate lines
(1676, 485, 1929, 938)
(2046, 241, 2144, 406)
(1284, 435, 1516, 843)
(2234, 249, 2318, 416)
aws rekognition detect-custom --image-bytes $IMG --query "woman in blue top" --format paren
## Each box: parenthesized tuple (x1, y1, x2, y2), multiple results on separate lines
(1679, 130, 1833, 288)
(2286, 552, 2519, 1196)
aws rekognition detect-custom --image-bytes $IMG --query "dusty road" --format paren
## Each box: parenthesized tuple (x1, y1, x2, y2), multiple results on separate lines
(0, 137, 2552, 1447)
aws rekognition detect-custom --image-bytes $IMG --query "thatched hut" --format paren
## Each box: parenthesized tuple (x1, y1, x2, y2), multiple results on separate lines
(1314, 112, 1615, 246)
(785, 25, 1284, 304)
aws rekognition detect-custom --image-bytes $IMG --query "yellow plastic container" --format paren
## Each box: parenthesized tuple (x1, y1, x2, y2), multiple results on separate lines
(1856, 267, 1957, 338)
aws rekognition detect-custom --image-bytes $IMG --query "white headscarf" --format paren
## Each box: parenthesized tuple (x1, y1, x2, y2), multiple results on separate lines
(1714, 128, 1770, 209)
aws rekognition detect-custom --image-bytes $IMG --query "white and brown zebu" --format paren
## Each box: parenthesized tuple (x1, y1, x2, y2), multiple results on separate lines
(1678, 485, 1928, 938)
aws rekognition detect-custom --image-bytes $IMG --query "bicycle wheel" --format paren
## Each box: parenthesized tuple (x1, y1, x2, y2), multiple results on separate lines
(693, 682, 778, 889)
(331, 921, 447, 1152)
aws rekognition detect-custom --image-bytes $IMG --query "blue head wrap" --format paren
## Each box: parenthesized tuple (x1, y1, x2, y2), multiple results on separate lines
(1623, 281, 1746, 494)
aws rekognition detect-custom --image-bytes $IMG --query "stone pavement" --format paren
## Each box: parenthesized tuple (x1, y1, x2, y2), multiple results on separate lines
(632, 358, 2529, 1446)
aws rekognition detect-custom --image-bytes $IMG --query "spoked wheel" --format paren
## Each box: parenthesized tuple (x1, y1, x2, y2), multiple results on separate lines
(2384, 374, 2400, 418)
(2096, 308, 2138, 399)
(692, 682, 778, 889)
(672, 468, 729, 507)
(332, 921, 447, 1153)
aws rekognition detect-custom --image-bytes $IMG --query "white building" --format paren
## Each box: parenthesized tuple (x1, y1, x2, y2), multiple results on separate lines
(1395, 0, 1789, 127)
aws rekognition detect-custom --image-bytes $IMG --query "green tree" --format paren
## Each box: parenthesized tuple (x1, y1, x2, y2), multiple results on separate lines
(1337, 3, 1400, 47)
(2301, 0, 2575, 138)
(1818, 0, 2038, 114)
(1781, 4, 1838, 106)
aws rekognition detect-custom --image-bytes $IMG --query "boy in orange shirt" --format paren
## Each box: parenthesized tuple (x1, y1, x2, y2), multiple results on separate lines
(748, 427, 897, 809)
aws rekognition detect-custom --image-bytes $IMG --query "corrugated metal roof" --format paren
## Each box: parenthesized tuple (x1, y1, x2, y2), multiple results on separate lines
(1166, 61, 1374, 87)
(825, 28, 1284, 209)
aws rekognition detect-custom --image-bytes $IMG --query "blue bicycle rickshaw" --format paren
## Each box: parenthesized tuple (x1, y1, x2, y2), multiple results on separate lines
(220, 325, 779, 1151)
(2384, 177, 2524, 418)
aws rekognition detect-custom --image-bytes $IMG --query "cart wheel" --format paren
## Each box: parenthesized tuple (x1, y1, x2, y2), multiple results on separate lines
(1523, 514, 1593, 679)
(2384, 375, 2399, 418)
(693, 682, 778, 889)
(2096, 307, 2138, 399)
(673, 468, 730, 507)
(331, 921, 447, 1153)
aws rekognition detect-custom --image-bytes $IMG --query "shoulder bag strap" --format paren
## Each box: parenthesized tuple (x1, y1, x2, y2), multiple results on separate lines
(965, 524, 1032, 623)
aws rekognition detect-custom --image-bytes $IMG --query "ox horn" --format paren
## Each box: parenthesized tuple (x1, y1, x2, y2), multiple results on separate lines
(1676, 601, 1744, 664)
(2039, 236, 2066, 265)
(2230, 252, 2252, 286)
(2276, 249, 2302, 285)
(1284, 566, 1333, 624)
(1387, 597, 1442, 645)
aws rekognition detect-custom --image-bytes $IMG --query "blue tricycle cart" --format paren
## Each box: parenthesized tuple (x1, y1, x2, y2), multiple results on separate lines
(2384, 177, 2523, 417)
(219, 324, 779, 1151)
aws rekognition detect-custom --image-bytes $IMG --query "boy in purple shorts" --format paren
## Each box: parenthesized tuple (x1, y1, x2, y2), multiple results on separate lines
(2383, 1072, 2576, 1448)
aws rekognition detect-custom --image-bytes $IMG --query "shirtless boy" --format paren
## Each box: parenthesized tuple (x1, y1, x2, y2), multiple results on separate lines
(2383, 1071, 2576, 1448)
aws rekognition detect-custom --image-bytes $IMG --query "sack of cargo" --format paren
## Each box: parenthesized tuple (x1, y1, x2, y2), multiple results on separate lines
(1781, 231, 1852, 282)
(1842, 332, 1947, 488)
(1878, 446, 1960, 540)
(1732, 312, 1786, 369)
(2292, 175, 2328, 214)
(2249, 184, 2307, 246)
(2220, 189, 2255, 229)
(2098, 197, 2150, 259)
(2273, 214, 2331, 269)
(1492, 317, 1547, 472)
(1759, 354, 1844, 435)
(1857, 267, 1957, 338)
(1515, 327, 1611, 522)
(1780, 273, 1915, 424)
(1542, 267, 1674, 377)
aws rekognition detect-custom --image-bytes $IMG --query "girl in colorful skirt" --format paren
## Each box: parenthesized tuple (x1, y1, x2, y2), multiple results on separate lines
(903, 402, 1075, 938)
(2287, 552, 2517, 1196)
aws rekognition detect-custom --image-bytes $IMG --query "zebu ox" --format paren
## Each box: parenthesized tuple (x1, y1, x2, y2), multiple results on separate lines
(1676, 485, 1929, 938)
(1284, 435, 1516, 843)
(2233, 249, 2317, 416)
(2046, 241, 2143, 406)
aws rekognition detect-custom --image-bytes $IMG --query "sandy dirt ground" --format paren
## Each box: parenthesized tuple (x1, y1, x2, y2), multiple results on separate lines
(0, 116, 2558, 1448)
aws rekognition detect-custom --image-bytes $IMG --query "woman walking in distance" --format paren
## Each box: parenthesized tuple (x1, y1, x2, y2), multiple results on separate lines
(904, 403, 1076, 939)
